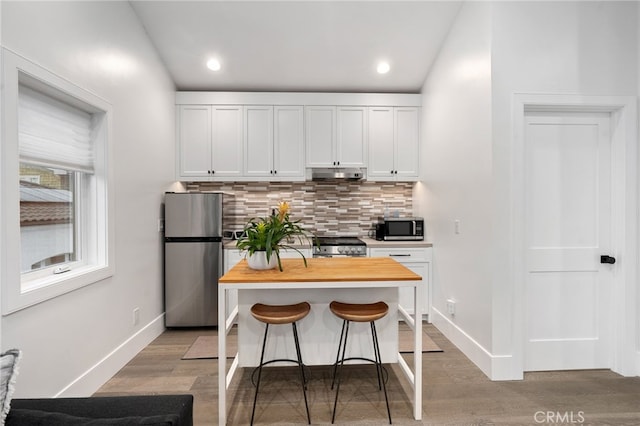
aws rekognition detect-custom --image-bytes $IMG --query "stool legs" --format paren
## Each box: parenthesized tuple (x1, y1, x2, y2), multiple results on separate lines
(331, 320, 350, 424)
(331, 320, 392, 424)
(292, 322, 311, 424)
(371, 321, 392, 424)
(251, 323, 269, 426)
(331, 319, 347, 390)
(251, 322, 311, 425)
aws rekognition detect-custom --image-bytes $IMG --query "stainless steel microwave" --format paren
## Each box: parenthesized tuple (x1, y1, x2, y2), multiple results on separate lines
(375, 217, 424, 241)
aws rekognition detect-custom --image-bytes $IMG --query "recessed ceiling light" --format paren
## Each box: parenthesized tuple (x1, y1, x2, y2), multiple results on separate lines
(206, 58, 221, 71)
(377, 61, 390, 74)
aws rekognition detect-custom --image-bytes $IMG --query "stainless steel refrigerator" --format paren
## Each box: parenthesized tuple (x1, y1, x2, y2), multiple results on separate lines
(164, 192, 224, 327)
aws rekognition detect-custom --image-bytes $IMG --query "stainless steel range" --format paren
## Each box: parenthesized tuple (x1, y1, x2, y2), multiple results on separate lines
(313, 236, 367, 257)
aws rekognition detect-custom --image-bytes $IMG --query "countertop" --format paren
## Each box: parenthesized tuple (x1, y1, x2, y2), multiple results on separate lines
(224, 237, 432, 250)
(219, 257, 422, 283)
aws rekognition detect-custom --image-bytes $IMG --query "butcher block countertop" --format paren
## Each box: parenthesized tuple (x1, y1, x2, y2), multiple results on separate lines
(220, 257, 422, 283)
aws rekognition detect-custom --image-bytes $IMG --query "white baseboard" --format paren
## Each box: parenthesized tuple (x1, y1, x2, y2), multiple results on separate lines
(55, 314, 165, 397)
(430, 307, 520, 381)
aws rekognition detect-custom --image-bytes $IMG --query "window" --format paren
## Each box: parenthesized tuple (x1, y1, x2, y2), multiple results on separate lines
(20, 163, 77, 274)
(1, 48, 114, 313)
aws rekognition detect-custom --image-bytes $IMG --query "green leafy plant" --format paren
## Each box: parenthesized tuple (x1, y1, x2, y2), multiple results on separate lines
(236, 201, 316, 271)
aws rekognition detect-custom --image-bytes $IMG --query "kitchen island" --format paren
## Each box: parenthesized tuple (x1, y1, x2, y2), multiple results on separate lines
(218, 257, 423, 425)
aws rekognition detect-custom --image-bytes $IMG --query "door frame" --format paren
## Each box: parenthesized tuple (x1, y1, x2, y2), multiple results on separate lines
(511, 93, 638, 377)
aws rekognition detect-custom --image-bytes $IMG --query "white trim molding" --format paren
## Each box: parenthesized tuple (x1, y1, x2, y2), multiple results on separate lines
(1, 48, 115, 314)
(55, 314, 165, 397)
(176, 91, 422, 107)
(510, 93, 638, 378)
(431, 307, 493, 376)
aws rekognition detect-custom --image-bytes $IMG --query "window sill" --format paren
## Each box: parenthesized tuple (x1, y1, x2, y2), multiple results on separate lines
(3, 264, 114, 315)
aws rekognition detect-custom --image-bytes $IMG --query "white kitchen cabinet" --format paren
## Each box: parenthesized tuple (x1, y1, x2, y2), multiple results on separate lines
(368, 246, 431, 320)
(367, 107, 419, 181)
(274, 106, 305, 178)
(305, 106, 335, 167)
(244, 105, 305, 180)
(244, 106, 274, 177)
(177, 105, 212, 178)
(177, 105, 243, 180)
(337, 107, 367, 167)
(305, 106, 366, 168)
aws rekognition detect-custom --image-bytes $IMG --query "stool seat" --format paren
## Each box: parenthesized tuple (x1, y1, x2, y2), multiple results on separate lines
(251, 302, 311, 325)
(329, 301, 389, 323)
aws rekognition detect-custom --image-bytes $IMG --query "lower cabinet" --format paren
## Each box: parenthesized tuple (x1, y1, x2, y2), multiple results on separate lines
(368, 247, 432, 321)
(223, 248, 312, 318)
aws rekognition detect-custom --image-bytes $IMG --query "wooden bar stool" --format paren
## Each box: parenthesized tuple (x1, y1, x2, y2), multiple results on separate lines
(249, 302, 311, 425)
(329, 300, 391, 424)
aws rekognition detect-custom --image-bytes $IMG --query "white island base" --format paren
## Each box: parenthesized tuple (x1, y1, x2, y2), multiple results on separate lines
(218, 257, 423, 426)
(238, 288, 398, 367)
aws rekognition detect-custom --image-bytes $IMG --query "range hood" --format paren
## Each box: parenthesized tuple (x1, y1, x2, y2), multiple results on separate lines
(311, 167, 365, 181)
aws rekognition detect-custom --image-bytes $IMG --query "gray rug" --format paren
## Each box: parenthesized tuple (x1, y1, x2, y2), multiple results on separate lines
(182, 324, 441, 360)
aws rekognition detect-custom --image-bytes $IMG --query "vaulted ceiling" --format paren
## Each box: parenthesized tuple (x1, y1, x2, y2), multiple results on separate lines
(130, 1, 462, 93)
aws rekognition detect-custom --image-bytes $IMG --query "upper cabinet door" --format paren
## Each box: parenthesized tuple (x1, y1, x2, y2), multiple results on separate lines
(394, 107, 420, 179)
(178, 105, 212, 178)
(368, 106, 420, 181)
(274, 106, 305, 179)
(367, 107, 395, 180)
(337, 107, 367, 167)
(211, 106, 243, 177)
(305, 106, 336, 167)
(244, 106, 274, 177)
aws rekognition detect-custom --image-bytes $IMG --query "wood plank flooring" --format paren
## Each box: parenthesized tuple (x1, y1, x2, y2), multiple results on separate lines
(95, 324, 640, 425)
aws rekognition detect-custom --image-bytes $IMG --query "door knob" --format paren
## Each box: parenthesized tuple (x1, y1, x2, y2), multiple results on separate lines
(601, 255, 616, 264)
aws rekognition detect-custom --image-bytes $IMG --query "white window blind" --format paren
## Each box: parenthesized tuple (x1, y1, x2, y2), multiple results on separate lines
(18, 85, 94, 173)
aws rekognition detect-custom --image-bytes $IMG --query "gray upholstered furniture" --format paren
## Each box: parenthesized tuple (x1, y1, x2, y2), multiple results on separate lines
(6, 394, 194, 426)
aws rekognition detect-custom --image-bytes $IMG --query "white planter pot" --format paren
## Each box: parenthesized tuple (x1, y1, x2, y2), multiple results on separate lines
(247, 251, 278, 270)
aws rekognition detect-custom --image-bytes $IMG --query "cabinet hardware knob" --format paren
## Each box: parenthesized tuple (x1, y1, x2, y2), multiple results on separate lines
(274, 170, 277, 174)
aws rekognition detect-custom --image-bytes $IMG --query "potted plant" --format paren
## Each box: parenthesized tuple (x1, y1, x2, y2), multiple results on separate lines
(236, 201, 315, 271)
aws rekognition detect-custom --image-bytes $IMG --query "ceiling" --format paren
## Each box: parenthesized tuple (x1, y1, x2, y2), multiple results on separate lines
(130, 1, 462, 93)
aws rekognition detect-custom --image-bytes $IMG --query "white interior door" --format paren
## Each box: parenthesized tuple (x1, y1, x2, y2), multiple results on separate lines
(524, 112, 613, 371)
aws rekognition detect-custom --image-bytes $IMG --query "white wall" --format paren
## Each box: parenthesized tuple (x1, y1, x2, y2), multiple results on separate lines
(418, 1, 638, 380)
(417, 1, 493, 370)
(1, 2, 176, 397)
(491, 0, 638, 379)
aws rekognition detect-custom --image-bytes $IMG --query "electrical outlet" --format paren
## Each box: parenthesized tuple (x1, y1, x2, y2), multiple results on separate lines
(454, 219, 461, 235)
(133, 307, 140, 325)
(446, 299, 456, 315)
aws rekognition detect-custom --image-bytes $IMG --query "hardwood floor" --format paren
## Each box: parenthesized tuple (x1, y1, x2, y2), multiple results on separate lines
(95, 324, 640, 425)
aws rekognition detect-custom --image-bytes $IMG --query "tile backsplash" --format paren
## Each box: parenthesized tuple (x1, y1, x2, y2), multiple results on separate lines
(186, 181, 414, 236)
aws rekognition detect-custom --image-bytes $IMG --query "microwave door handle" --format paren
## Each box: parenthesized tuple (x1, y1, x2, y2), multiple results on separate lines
(412, 220, 416, 236)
